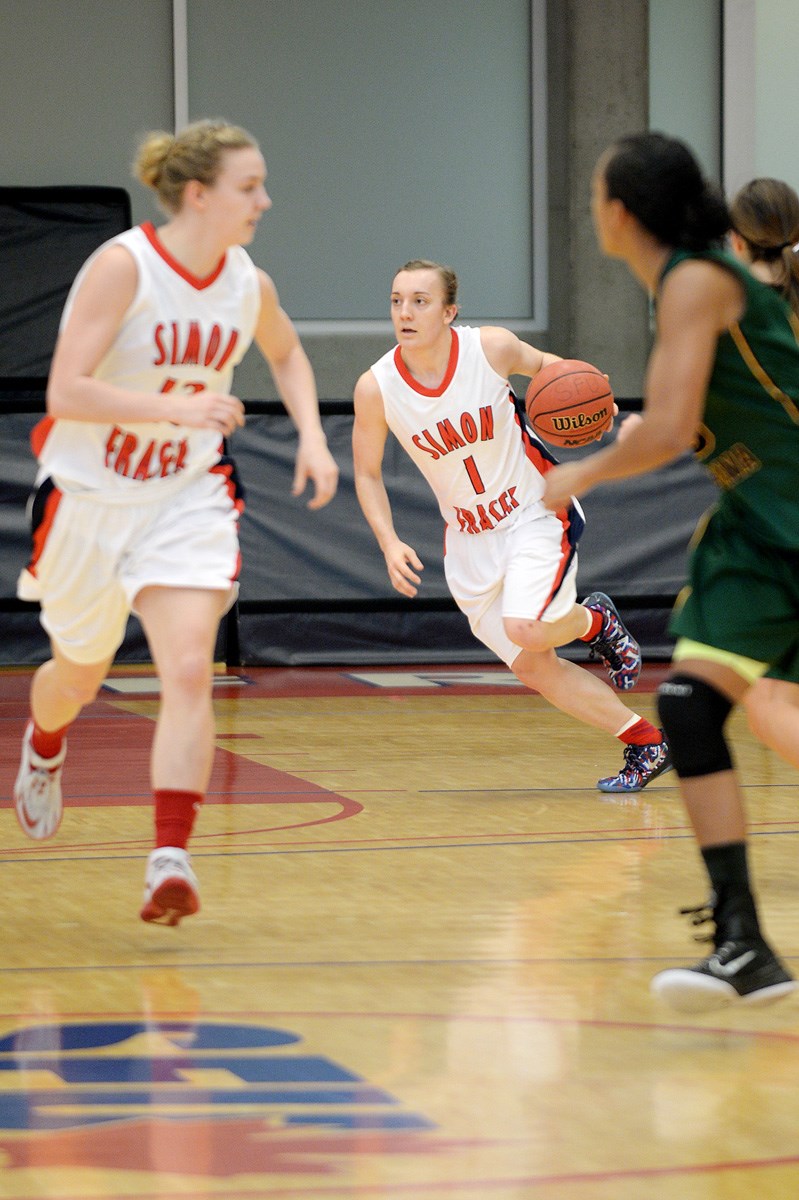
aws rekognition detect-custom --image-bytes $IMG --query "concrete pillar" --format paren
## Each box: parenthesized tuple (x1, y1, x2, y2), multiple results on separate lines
(548, 0, 651, 395)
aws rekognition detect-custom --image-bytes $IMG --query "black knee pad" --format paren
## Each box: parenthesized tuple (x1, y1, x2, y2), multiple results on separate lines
(657, 673, 734, 778)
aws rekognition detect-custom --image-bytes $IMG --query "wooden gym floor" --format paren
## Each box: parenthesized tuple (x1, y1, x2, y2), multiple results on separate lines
(0, 659, 798, 1199)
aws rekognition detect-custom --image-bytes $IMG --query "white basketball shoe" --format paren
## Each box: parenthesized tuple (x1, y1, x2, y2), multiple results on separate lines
(14, 721, 66, 840)
(140, 847, 200, 926)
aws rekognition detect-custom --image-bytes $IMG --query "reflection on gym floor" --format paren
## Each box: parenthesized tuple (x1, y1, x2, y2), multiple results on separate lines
(0, 662, 797, 1199)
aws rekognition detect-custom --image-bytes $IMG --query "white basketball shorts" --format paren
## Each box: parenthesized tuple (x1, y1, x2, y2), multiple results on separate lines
(18, 466, 242, 664)
(444, 508, 579, 667)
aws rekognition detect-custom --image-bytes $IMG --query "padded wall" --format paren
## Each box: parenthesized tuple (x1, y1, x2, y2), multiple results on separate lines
(0, 186, 131, 386)
(0, 187, 718, 666)
(3, 405, 718, 666)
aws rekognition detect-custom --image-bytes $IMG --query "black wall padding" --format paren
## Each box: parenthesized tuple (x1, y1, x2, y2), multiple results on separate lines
(0, 407, 718, 665)
(0, 185, 131, 389)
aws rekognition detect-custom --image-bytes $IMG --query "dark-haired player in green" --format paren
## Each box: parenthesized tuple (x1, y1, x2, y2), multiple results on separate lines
(543, 132, 799, 1013)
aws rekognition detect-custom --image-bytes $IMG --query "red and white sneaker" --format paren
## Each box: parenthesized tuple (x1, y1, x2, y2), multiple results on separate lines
(140, 847, 200, 926)
(14, 721, 66, 840)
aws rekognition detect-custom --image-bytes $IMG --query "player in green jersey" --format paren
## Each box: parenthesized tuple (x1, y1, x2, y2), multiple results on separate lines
(729, 176, 799, 318)
(543, 132, 799, 1013)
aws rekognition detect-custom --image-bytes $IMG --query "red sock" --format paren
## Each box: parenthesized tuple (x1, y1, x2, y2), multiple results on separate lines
(617, 717, 661, 746)
(31, 721, 70, 759)
(154, 789, 203, 850)
(580, 609, 603, 641)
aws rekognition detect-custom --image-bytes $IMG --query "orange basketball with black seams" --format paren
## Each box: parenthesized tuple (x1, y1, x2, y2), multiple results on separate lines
(525, 359, 614, 448)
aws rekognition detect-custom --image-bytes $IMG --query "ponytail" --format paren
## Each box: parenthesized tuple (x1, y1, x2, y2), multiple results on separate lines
(781, 245, 799, 319)
(729, 177, 799, 317)
(133, 119, 257, 214)
(604, 132, 729, 251)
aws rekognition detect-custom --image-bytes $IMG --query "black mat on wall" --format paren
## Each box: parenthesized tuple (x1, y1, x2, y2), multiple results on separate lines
(0, 185, 131, 394)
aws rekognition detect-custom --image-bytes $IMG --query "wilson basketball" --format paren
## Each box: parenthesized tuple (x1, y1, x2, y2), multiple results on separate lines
(525, 359, 614, 448)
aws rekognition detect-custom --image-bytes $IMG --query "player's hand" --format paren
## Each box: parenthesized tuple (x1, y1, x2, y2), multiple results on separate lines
(615, 411, 642, 443)
(542, 462, 591, 511)
(384, 542, 424, 597)
(589, 399, 619, 442)
(167, 390, 246, 436)
(292, 434, 340, 509)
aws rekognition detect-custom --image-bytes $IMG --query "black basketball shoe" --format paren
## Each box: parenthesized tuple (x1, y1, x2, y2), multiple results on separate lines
(651, 901, 797, 1013)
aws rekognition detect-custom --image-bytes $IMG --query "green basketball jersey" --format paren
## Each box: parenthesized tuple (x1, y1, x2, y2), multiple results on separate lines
(662, 248, 799, 549)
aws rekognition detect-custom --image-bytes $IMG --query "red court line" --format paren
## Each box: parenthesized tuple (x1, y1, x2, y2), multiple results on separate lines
(5, 814, 798, 858)
(211, 1153, 799, 1194)
(3, 1006, 798, 1044)
(223, 1008, 799, 1043)
(13, 1154, 798, 1199)
(0, 797, 365, 856)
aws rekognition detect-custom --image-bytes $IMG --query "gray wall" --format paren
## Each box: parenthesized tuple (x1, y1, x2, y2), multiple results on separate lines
(187, 0, 536, 321)
(0, 0, 173, 210)
(1, 0, 661, 398)
(551, 0, 651, 394)
(649, 0, 721, 180)
(0, 0, 741, 397)
(546, 0, 723, 394)
(723, 0, 799, 196)
(0, 0, 738, 665)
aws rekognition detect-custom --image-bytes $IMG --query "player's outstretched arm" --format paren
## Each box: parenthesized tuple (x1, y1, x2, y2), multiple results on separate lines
(542, 260, 735, 510)
(254, 270, 338, 509)
(352, 370, 424, 597)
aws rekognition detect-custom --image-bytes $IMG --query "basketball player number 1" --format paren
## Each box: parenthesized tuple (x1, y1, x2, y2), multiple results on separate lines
(463, 455, 486, 495)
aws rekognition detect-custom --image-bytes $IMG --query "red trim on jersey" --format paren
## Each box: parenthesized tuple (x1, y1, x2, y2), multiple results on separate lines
(393, 328, 460, 397)
(210, 458, 245, 516)
(520, 425, 556, 477)
(27, 484, 63, 579)
(535, 512, 574, 620)
(31, 416, 55, 459)
(507, 391, 559, 470)
(209, 459, 244, 584)
(141, 221, 227, 290)
(512, 395, 575, 618)
(507, 405, 574, 619)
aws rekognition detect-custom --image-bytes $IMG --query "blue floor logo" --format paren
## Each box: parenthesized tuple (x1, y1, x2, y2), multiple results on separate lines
(0, 1019, 438, 1178)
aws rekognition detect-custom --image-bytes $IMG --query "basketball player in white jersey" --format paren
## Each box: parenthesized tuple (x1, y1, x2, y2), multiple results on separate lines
(353, 260, 671, 790)
(14, 120, 339, 925)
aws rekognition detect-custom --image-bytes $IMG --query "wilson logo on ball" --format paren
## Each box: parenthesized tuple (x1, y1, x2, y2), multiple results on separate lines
(551, 408, 611, 432)
(525, 359, 614, 448)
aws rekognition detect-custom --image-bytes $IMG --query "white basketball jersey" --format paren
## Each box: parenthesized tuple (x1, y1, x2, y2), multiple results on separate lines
(32, 222, 261, 500)
(371, 326, 556, 533)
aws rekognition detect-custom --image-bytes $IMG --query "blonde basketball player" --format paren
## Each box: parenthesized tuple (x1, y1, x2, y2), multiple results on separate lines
(352, 259, 671, 791)
(14, 119, 338, 925)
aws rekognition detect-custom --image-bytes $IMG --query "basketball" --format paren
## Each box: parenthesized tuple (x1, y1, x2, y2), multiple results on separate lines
(525, 359, 614, 448)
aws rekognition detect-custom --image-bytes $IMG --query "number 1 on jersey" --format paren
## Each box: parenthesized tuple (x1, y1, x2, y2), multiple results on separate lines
(463, 455, 486, 495)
